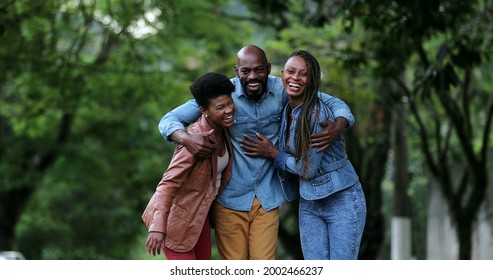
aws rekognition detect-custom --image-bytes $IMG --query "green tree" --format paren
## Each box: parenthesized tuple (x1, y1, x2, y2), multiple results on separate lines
(0, 0, 248, 259)
(342, 0, 493, 259)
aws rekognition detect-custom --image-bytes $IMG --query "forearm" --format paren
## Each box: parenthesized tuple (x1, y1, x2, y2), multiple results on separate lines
(158, 116, 186, 143)
(158, 99, 201, 143)
(169, 129, 188, 145)
(318, 92, 355, 128)
(274, 148, 322, 179)
(335, 117, 348, 133)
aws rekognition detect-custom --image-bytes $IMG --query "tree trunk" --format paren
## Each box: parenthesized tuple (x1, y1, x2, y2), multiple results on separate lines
(391, 102, 412, 259)
(0, 114, 72, 251)
(0, 187, 33, 250)
(456, 216, 473, 260)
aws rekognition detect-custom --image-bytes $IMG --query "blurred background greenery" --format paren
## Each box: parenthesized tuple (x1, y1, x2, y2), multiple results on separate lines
(1, 0, 492, 260)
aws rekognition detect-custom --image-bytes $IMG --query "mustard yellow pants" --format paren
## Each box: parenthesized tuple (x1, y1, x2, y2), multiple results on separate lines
(213, 197, 280, 260)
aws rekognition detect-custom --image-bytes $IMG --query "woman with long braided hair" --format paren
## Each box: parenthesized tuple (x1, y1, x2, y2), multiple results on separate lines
(241, 50, 366, 260)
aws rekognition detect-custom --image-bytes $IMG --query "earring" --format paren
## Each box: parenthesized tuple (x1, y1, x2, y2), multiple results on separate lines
(205, 114, 208, 118)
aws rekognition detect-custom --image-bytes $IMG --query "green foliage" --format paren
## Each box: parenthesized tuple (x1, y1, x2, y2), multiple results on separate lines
(340, 0, 493, 259)
(0, 0, 250, 258)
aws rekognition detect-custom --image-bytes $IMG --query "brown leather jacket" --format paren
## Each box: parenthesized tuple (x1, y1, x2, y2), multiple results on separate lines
(142, 115, 233, 252)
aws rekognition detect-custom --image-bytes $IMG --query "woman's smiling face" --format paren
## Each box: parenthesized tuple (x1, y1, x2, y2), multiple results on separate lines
(202, 95, 235, 130)
(281, 55, 308, 106)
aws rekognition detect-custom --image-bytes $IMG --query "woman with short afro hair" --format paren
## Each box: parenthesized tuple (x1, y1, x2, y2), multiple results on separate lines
(143, 72, 235, 260)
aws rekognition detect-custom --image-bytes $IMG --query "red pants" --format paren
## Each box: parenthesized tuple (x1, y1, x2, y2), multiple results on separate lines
(164, 217, 211, 260)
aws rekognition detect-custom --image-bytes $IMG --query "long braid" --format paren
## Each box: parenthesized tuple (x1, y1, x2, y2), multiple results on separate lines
(290, 51, 321, 178)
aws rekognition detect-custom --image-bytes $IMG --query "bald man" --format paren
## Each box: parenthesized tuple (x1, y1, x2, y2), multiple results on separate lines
(158, 45, 355, 259)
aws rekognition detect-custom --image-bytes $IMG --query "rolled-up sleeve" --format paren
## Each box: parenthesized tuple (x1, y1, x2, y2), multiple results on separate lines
(158, 99, 201, 143)
(317, 92, 355, 128)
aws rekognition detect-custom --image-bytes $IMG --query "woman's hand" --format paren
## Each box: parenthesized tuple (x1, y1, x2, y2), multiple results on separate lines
(145, 232, 166, 256)
(240, 133, 279, 159)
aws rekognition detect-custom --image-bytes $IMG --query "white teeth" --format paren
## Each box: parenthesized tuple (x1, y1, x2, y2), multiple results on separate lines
(289, 83, 300, 88)
(248, 83, 259, 87)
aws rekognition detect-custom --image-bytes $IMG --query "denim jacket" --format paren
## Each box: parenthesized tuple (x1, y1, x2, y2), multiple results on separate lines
(274, 99, 360, 201)
(159, 76, 355, 211)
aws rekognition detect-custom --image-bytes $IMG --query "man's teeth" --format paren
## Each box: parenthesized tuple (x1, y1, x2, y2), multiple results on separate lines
(248, 82, 259, 87)
(289, 83, 300, 88)
(225, 116, 233, 120)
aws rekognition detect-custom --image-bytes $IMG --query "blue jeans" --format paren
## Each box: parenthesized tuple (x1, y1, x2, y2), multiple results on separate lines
(299, 182, 366, 260)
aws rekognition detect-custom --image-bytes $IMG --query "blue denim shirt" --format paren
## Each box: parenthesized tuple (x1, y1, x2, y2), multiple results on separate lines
(159, 76, 355, 211)
(274, 99, 360, 201)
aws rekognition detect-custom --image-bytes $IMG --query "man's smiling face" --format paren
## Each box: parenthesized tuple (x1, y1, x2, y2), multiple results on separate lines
(235, 46, 271, 99)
